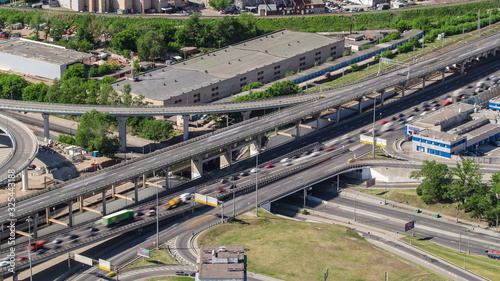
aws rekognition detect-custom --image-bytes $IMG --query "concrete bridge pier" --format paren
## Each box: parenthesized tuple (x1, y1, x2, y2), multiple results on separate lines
(191, 155, 203, 179)
(45, 208, 50, 225)
(249, 135, 263, 156)
(336, 107, 341, 123)
(460, 60, 466, 75)
(241, 111, 252, 121)
(102, 190, 107, 215)
(134, 179, 139, 203)
(358, 98, 363, 114)
(378, 90, 385, 106)
(117, 116, 128, 152)
(33, 213, 38, 239)
(21, 169, 28, 191)
(295, 120, 301, 137)
(42, 113, 50, 140)
(68, 201, 73, 227)
(220, 146, 232, 168)
(441, 68, 446, 82)
(182, 115, 190, 141)
(79, 196, 84, 213)
(422, 75, 427, 89)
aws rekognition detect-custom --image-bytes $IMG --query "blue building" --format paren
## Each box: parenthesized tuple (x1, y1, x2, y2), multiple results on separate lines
(405, 103, 500, 158)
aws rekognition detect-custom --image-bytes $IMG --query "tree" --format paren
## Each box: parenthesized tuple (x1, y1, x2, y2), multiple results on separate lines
(447, 159, 483, 206)
(209, 0, 231, 11)
(62, 63, 86, 80)
(140, 118, 174, 142)
(350, 63, 359, 72)
(137, 30, 167, 61)
(75, 110, 119, 156)
(0, 74, 29, 100)
(22, 82, 48, 102)
(410, 160, 451, 204)
(110, 29, 138, 57)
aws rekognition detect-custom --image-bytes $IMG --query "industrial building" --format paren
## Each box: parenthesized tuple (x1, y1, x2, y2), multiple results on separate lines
(405, 103, 500, 158)
(0, 38, 91, 80)
(56, 0, 185, 13)
(197, 245, 246, 281)
(112, 29, 344, 105)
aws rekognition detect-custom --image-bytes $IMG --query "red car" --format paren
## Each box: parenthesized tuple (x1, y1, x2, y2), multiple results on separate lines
(264, 163, 275, 168)
(324, 145, 335, 151)
(380, 120, 388, 125)
(16, 256, 28, 261)
(217, 188, 225, 193)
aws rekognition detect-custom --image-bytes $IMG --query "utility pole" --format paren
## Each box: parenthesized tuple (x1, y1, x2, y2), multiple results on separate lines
(255, 148, 259, 217)
(478, 9, 481, 32)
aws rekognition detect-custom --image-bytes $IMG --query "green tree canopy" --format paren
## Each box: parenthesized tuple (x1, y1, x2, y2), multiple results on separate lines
(410, 160, 451, 204)
(75, 110, 119, 156)
(137, 30, 167, 61)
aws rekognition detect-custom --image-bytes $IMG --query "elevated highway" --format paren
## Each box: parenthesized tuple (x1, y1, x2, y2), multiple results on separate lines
(0, 31, 499, 228)
(0, 113, 38, 184)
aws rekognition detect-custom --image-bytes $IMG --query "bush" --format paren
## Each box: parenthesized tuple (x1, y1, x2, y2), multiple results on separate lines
(301, 209, 309, 215)
(58, 134, 75, 145)
(285, 71, 296, 77)
(242, 82, 263, 91)
(350, 63, 360, 72)
(314, 61, 319, 67)
(343, 50, 354, 57)
(325, 57, 334, 63)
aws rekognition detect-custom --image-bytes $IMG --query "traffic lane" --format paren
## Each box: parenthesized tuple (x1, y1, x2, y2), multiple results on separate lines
(313, 195, 500, 256)
(365, 234, 482, 281)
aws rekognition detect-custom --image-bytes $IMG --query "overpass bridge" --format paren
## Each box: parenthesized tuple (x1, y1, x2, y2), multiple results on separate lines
(0, 113, 38, 184)
(0, 31, 499, 244)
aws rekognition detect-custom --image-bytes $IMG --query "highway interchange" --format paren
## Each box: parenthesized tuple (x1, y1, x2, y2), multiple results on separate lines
(2, 33, 500, 280)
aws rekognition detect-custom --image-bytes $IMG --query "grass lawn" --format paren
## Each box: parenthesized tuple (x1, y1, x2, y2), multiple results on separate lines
(402, 237, 500, 281)
(124, 248, 180, 270)
(198, 211, 447, 281)
(353, 188, 482, 224)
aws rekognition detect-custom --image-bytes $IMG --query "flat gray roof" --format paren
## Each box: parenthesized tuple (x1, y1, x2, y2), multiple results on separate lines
(465, 122, 500, 138)
(112, 30, 342, 101)
(417, 103, 476, 126)
(416, 129, 463, 142)
(0, 38, 91, 65)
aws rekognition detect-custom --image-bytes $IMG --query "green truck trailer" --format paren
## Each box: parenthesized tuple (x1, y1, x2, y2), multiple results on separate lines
(102, 210, 134, 226)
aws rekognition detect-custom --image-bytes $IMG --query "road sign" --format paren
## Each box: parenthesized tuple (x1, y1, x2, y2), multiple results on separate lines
(137, 247, 150, 258)
(359, 134, 374, 145)
(74, 254, 93, 266)
(194, 193, 219, 207)
(99, 259, 112, 271)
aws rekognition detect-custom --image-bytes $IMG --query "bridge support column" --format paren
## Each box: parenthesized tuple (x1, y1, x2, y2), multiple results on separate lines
(315, 114, 320, 130)
(295, 120, 301, 137)
(336, 107, 341, 123)
(117, 116, 127, 152)
(45, 208, 50, 224)
(68, 201, 73, 227)
(42, 113, 50, 140)
(12, 273, 18, 281)
(241, 111, 252, 121)
(102, 190, 107, 215)
(143, 174, 146, 188)
(182, 115, 190, 141)
(111, 184, 116, 197)
(165, 168, 171, 189)
(250, 135, 262, 156)
(303, 188, 307, 209)
(442, 68, 446, 82)
(134, 180, 139, 203)
(21, 169, 28, 191)
(358, 98, 363, 114)
(79, 196, 84, 213)
(422, 75, 427, 89)
(33, 213, 38, 239)
(220, 146, 232, 168)
(460, 61, 466, 75)
(191, 156, 203, 179)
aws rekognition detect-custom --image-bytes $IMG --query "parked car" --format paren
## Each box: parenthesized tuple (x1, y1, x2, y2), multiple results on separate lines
(0, 261, 9, 267)
(16, 256, 28, 261)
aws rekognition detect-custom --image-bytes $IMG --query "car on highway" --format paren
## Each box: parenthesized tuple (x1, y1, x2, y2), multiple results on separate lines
(0, 261, 9, 267)
(250, 168, 260, 173)
(229, 175, 238, 181)
(309, 152, 320, 157)
(36, 248, 48, 254)
(264, 163, 275, 168)
(107, 272, 116, 277)
(217, 188, 225, 193)
(89, 227, 99, 232)
(228, 184, 236, 189)
(16, 256, 28, 261)
(53, 238, 63, 244)
(313, 147, 324, 151)
(280, 158, 291, 163)
(146, 210, 156, 216)
(239, 171, 249, 176)
(380, 120, 388, 124)
(134, 211, 144, 217)
(324, 145, 335, 151)
(176, 271, 188, 276)
(220, 178, 227, 183)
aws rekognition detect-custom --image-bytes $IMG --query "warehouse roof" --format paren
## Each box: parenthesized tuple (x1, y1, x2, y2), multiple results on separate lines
(0, 38, 91, 65)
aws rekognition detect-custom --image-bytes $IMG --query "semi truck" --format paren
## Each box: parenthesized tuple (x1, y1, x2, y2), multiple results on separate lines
(485, 250, 500, 259)
(102, 210, 134, 226)
(163, 194, 191, 210)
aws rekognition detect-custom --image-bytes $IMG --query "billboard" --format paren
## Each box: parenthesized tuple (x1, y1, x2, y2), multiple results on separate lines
(404, 220, 415, 232)
(137, 247, 150, 258)
(74, 254, 93, 266)
(99, 259, 111, 272)
(359, 134, 374, 145)
(376, 138, 387, 147)
(194, 193, 219, 207)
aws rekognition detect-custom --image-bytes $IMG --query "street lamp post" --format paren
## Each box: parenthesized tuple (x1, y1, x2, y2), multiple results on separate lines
(155, 182, 159, 249)
(353, 194, 359, 222)
(27, 217, 33, 281)
(255, 148, 259, 217)
(372, 97, 376, 159)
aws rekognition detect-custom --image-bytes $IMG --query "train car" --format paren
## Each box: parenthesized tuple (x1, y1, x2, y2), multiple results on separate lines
(102, 210, 134, 226)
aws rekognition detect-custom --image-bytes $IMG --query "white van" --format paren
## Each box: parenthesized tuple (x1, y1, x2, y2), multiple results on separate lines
(180, 193, 192, 202)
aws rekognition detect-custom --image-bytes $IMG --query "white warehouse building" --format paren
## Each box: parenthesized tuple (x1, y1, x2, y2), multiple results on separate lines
(0, 38, 91, 80)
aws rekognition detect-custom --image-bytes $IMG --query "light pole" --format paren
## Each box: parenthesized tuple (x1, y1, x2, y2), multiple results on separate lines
(155, 182, 159, 249)
(27, 217, 33, 281)
(372, 97, 376, 159)
(353, 194, 359, 222)
(255, 148, 259, 217)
